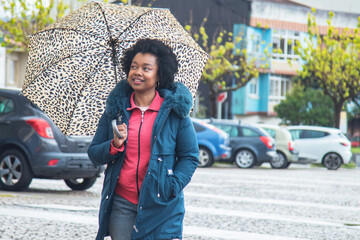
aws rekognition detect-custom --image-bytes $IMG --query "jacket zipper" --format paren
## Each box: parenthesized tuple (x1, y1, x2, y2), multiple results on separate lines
(157, 157, 162, 198)
(137, 108, 170, 201)
(134, 108, 171, 233)
(136, 110, 145, 198)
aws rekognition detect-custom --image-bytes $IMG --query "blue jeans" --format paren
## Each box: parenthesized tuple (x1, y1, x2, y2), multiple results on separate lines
(108, 194, 138, 240)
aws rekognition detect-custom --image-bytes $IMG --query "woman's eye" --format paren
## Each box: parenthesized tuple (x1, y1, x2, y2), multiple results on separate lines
(130, 65, 137, 69)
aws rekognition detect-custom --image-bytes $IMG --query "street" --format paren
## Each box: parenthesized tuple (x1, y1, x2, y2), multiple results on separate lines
(1, 164, 360, 240)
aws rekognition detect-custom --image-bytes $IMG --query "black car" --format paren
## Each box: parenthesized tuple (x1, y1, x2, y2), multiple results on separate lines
(0, 88, 104, 191)
(206, 119, 277, 168)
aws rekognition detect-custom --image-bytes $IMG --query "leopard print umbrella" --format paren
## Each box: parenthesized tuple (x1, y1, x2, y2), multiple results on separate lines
(22, 2, 208, 136)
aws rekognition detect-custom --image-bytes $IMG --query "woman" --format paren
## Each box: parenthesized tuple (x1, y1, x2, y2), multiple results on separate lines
(88, 38, 199, 240)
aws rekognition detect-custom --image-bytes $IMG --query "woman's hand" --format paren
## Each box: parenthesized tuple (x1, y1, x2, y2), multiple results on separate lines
(113, 123, 127, 148)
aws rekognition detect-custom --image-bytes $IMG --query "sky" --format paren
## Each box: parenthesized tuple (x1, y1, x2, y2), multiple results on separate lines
(292, 0, 360, 14)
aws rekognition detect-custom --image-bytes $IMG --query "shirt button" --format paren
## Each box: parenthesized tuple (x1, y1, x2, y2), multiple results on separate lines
(140, 207, 143, 210)
(106, 195, 109, 200)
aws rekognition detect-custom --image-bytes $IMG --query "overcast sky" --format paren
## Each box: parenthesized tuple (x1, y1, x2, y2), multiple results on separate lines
(292, 0, 360, 14)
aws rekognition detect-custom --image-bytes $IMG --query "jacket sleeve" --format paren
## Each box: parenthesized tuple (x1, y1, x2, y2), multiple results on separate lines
(87, 112, 121, 165)
(172, 116, 199, 195)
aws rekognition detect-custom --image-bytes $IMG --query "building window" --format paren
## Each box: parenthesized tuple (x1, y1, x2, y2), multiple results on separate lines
(249, 32, 261, 55)
(272, 29, 300, 62)
(269, 75, 291, 102)
(249, 77, 259, 97)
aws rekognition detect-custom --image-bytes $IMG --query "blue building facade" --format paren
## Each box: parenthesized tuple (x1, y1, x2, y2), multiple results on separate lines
(230, 0, 328, 124)
(232, 24, 272, 116)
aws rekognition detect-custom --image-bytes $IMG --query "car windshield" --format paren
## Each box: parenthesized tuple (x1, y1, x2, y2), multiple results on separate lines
(256, 127, 271, 137)
(262, 128, 276, 138)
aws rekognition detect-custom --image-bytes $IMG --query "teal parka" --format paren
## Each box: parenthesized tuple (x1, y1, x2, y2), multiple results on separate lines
(88, 80, 199, 240)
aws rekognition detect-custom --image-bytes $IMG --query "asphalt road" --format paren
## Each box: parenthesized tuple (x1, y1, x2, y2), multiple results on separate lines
(1, 163, 360, 240)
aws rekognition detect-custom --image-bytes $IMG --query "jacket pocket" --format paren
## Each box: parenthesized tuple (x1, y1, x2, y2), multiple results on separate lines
(156, 155, 175, 203)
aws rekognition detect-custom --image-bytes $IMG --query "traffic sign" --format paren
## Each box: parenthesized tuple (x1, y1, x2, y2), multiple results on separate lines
(217, 92, 227, 103)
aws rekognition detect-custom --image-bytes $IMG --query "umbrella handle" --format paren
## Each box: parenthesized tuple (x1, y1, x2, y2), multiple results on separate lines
(112, 119, 123, 139)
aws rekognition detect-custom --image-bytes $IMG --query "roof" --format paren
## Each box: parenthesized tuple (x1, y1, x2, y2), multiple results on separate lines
(257, 123, 283, 129)
(292, 0, 360, 14)
(249, 0, 308, 7)
(0, 87, 21, 93)
(286, 125, 342, 133)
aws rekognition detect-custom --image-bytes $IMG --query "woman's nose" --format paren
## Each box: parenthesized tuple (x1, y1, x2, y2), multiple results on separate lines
(134, 68, 142, 75)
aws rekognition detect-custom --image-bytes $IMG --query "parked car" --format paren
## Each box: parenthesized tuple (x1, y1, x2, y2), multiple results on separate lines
(286, 125, 352, 170)
(257, 124, 299, 169)
(0, 88, 104, 191)
(191, 118, 231, 167)
(206, 119, 277, 168)
(350, 135, 360, 148)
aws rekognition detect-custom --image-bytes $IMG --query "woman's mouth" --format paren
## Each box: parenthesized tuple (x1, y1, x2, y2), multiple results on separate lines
(132, 78, 144, 84)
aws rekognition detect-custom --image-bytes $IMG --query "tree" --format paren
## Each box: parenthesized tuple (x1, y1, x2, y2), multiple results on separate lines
(295, 9, 360, 128)
(0, 0, 122, 52)
(0, 0, 72, 51)
(185, 20, 267, 117)
(274, 82, 334, 126)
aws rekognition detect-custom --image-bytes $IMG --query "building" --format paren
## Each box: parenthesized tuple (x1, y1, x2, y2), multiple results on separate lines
(1, 0, 360, 129)
(231, 0, 360, 125)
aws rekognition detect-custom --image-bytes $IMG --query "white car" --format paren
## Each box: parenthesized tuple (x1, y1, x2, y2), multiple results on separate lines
(286, 125, 352, 170)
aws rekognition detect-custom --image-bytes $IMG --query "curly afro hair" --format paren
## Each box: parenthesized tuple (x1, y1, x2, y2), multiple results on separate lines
(120, 38, 178, 89)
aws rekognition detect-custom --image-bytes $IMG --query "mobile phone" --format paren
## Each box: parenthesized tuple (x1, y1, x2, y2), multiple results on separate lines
(112, 115, 123, 139)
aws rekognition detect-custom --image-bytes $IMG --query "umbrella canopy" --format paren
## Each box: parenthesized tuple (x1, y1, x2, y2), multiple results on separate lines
(22, 2, 208, 136)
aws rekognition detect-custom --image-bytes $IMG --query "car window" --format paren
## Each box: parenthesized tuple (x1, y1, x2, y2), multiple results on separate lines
(263, 128, 276, 138)
(192, 122, 206, 132)
(242, 127, 260, 137)
(214, 124, 238, 137)
(285, 130, 294, 140)
(0, 96, 15, 115)
(299, 130, 329, 139)
(289, 129, 300, 140)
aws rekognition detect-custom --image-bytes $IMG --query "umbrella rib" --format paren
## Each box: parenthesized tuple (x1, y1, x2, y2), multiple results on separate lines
(98, 2, 119, 84)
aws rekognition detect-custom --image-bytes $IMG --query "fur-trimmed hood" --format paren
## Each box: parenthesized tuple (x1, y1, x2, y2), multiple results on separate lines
(105, 80, 193, 118)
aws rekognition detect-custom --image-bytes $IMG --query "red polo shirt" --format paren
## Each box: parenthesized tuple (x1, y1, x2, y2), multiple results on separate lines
(110, 91, 163, 204)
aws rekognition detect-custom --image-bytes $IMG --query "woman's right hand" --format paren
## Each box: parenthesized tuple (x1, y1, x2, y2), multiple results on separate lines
(113, 123, 127, 148)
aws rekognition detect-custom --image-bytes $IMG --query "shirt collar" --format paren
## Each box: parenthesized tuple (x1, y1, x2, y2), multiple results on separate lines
(127, 91, 163, 111)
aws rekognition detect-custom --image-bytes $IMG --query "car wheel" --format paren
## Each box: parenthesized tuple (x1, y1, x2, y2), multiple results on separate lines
(0, 149, 32, 191)
(270, 151, 288, 169)
(234, 149, 255, 168)
(323, 153, 342, 170)
(64, 177, 97, 190)
(198, 147, 214, 168)
(283, 162, 291, 169)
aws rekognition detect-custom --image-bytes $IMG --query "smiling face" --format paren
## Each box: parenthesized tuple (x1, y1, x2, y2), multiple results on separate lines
(127, 52, 159, 95)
